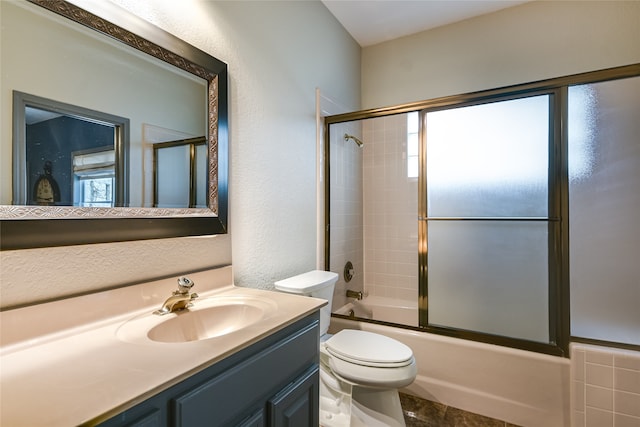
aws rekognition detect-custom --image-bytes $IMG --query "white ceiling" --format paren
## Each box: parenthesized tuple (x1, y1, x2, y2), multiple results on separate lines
(321, 0, 531, 47)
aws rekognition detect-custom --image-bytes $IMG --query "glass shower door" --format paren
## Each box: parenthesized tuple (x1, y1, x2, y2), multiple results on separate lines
(422, 94, 556, 343)
(569, 76, 640, 346)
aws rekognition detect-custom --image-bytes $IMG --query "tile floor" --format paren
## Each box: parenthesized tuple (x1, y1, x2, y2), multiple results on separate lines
(400, 393, 521, 427)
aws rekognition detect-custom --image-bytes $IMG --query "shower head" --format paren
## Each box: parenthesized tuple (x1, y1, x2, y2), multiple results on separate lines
(344, 133, 364, 148)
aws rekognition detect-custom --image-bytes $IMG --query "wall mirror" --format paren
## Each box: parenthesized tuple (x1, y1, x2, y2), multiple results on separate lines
(0, 0, 228, 249)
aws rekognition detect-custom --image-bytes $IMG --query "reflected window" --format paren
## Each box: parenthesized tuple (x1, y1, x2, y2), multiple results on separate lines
(72, 148, 115, 207)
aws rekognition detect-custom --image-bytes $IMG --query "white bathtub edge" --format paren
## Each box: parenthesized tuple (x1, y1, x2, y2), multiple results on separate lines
(329, 316, 571, 427)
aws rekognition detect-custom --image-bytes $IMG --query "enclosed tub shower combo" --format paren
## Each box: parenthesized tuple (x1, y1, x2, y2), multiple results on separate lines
(321, 66, 640, 426)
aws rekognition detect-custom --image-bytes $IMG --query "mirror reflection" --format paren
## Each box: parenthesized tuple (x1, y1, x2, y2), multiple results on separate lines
(2, 0, 208, 211)
(16, 92, 127, 207)
(1, 0, 228, 249)
(154, 137, 207, 208)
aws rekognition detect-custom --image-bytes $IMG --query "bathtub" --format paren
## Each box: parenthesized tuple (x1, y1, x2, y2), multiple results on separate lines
(334, 295, 418, 327)
(330, 299, 571, 427)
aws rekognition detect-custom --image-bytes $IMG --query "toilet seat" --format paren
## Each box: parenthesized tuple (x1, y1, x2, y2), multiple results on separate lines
(323, 330, 417, 389)
(326, 354, 417, 389)
(324, 330, 414, 367)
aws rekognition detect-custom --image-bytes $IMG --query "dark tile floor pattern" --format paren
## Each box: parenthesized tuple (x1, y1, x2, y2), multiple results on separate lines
(400, 393, 521, 427)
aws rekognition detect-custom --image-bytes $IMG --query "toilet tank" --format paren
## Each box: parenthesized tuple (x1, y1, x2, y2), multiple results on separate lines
(274, 270, 338, 336)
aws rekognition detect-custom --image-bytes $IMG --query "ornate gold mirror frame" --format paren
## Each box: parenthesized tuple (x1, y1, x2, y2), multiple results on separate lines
(1, 0, 228, 249)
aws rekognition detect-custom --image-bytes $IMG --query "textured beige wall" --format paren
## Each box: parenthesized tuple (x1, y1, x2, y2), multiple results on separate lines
(362, 0, 640, 109)
(0, 0, 360, 308)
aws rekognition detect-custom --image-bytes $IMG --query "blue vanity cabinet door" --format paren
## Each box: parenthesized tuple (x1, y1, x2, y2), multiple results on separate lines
(125, 409, 163, 427)
(97, 404, 165, 427)
(267, 365, 319, 426)
(236, 410, 265, 427)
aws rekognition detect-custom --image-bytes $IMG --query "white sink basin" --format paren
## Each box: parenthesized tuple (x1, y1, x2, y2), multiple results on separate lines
(117, 295, 279, 344)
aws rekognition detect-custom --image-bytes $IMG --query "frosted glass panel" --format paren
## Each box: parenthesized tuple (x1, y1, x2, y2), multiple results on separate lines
(426, 96, 549, 217)
(569, 77, 640, 346)
(156, 145, 190, 208)
(428, 221, 549, 342)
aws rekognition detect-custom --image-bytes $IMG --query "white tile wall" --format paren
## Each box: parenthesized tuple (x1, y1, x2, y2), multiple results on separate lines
(362, 114, 418, 302)
(572, 343, 640, 427)
(329, 114, 419, 313)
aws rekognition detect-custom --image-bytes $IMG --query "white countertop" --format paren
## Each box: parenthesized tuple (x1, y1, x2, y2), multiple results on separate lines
(0, 266, 325, 426)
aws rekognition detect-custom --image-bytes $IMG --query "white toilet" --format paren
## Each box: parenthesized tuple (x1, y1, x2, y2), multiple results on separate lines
(274, 270, 417, 427)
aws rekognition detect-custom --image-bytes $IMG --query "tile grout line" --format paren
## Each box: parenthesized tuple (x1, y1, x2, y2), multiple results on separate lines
(612, 355, 616, 427)
(583, 349, 587, 427)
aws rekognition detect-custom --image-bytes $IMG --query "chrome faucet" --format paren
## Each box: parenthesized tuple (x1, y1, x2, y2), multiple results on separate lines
(154, 277, 198, 315)
(346, 289, 364, 300)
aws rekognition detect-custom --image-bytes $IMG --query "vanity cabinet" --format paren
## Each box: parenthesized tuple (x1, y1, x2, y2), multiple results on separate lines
(97, 313, 320, 427)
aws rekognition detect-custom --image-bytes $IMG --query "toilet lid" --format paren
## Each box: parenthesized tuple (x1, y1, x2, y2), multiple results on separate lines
(324, 330, 414, 367)
(274, 270, 338, 294)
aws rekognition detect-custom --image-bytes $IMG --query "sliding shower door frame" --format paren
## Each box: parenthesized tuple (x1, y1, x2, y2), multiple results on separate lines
(417, 88, 566, 356)
(325, 63, 640, 357)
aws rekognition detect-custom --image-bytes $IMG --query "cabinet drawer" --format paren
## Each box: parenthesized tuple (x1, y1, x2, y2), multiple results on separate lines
(172, 321, 318, 426)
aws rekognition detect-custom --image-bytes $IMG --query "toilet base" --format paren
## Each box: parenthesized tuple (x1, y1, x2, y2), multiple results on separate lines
(319, 363, 406, 427)
(319, 366, 352, 427)
(351, 387, 406, 427)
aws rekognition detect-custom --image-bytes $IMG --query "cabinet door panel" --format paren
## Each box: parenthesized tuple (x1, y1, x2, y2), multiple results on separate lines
(98, 404, 164, 427)
(237, 410, 265, 427)
(268, 366, 319, 427)
(126, 410, 162, 427)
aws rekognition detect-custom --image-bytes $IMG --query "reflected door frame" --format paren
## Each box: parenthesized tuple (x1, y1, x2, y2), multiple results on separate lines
(152, 136, 206, 208)
(13, 91, 129, 207)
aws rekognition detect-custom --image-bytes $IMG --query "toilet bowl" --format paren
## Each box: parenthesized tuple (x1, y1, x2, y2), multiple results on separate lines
(274, 270, 417, 427)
